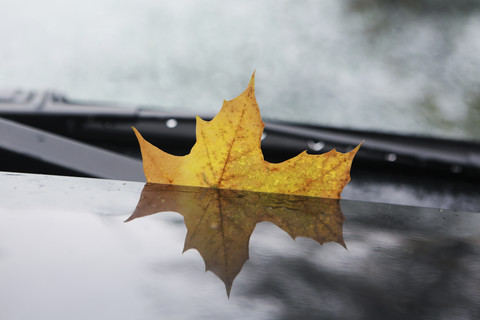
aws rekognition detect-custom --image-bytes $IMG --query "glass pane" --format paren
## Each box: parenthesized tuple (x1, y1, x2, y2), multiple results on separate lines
(1, 1, 479, 141)
(1, 173, 479, 319)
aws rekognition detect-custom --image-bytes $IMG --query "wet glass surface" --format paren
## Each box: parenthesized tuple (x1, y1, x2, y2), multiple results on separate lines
(2, 1, 480, 141)
(1, 172, 479, 319)
(127, 183, 346, 296)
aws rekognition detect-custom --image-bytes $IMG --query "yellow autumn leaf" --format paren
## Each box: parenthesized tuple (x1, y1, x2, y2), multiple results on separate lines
(133, 73, 361, 198)
(126, 183, 345, 296)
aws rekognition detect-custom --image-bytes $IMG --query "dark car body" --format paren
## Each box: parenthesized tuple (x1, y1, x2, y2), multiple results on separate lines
(1, 172, 479, 319)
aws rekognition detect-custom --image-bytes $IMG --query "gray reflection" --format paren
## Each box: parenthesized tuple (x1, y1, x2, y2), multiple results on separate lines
(126, 183, 346, 296)
(240, 201, 480, 319)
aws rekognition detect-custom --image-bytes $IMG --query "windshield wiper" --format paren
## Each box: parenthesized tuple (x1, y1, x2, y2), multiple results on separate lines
(0, 116, 144, 180)
(2, 88, 480, 211)
(265, 122, 480, 176)
(2, 88, 478, 177)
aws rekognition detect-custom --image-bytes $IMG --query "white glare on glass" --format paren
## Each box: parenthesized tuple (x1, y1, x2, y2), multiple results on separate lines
(385, 153, 397, 162)
(450, 164, 463, 173)
(166, 119, 178, 128)
(307, 140, 325, 151)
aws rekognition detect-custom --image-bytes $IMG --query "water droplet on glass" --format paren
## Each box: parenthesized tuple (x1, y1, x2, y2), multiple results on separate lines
(166, 119, 178, 128)
(261, 132, 267, 141)
(450, 164, 462, 173)
(103, 121, 114, 129)
(307, 140, 325, 151)
(385, 153, 397, 162)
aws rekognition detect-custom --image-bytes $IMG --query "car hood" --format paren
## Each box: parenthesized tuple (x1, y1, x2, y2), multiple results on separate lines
(1, 172, 479, 319)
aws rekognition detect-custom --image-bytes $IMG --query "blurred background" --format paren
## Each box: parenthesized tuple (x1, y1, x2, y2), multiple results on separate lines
(1, 0, 479, 142)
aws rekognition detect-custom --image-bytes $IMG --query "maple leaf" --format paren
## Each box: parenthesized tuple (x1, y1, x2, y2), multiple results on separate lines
(126, 183, 345, 296)
(133, 73, 361, 198)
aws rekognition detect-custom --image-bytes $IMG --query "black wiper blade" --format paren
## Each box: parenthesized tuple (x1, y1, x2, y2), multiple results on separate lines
(265, 122, 480, 175)
(1, 88, 479, 177)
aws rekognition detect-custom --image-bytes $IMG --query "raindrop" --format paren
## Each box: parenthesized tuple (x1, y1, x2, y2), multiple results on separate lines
(450, 164, 462, 173)
(385, 153, 397, 162)
(307, 140, 325, 151)
(103, 121, 114, 129)
(166, 119, 178, 128)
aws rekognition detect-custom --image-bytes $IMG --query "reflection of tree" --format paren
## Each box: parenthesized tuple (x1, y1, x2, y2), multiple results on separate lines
(349, 0, 480, 14)
(347, 0, 480, 141)
(244, 221, 480, 320)
(126, 183, 345, 296)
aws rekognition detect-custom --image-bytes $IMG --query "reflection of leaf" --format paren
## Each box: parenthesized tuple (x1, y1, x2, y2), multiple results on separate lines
(126, 183, 345, 296)
(133, 73, 361, 199)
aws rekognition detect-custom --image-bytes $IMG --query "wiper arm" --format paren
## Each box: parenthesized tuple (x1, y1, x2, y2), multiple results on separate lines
(0, 117, 144, 181)
(1, 88, 479, 178)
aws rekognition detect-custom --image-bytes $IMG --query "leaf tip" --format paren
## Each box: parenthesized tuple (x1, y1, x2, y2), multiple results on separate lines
(248, 70, 256, 91)
(131, 126, 144, 142)
(350, 140, 364, 155)
(226, 284, 232, 298)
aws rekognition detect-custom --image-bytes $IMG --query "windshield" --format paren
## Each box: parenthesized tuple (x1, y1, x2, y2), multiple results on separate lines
(1, 0, 479, 142)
